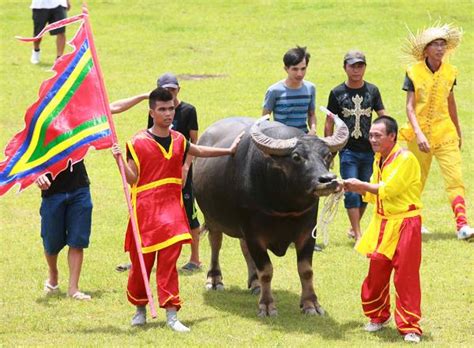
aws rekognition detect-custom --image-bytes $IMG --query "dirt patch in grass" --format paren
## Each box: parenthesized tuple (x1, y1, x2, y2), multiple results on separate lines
(177, 74, 228, 80)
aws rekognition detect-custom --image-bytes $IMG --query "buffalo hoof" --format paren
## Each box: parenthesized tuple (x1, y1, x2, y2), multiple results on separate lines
(205, 281, 224, 291)
(257, 307, 278, 317)
(302, 307, 318, 315)
(315, 305, 325, 316)
(250, 286, 261, 296)
(301, 304, 325, 316)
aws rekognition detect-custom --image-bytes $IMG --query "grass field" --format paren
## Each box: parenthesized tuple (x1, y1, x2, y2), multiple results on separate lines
(0, 0, 473, 346)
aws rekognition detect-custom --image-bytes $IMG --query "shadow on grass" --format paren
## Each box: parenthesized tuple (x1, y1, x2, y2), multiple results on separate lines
(369, 326, 433, 343)
(203, 286, 432, 343)
(35, 289, 106, 306)
(76, 316, 215, 335)
(421, 232, 458, 242)
(179, 268, 205, 277)
(203, 286, 349, 340)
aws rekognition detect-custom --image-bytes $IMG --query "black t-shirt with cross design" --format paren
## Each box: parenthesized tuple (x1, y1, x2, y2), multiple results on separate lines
(327, 81, 384, 152)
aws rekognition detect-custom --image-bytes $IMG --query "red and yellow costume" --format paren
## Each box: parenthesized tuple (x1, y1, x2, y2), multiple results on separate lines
(355, 143, 423, 336)
(125, 130, 191, 309)
(399, 60, 468, 230)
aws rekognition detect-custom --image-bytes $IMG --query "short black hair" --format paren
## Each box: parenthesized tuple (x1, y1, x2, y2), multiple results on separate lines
(283, 46, 310, 67)
(373, 115, 398, 141)
(149, 87, 173, 109)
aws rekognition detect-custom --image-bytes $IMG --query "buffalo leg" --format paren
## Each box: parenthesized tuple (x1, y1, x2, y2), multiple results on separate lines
(294, 231, 324, 315)
(206, 230, 224, 291)
(239, 238, 260, 295)
(245, 238, 276, 317)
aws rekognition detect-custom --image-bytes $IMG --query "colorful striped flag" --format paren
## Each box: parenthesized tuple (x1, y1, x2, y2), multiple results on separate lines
(0, 10, 113, 196)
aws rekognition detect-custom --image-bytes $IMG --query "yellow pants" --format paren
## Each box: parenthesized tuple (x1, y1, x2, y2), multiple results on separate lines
(407, 139, 468, 229)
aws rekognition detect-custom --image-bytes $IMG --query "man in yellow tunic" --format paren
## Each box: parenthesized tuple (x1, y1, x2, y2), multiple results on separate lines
(399, 23, 473, 240)
(344, 116, 423, 344)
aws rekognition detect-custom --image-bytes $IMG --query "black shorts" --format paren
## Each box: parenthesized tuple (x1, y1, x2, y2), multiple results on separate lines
(182, 172, 200, 230)
(32, 6, 67, 36)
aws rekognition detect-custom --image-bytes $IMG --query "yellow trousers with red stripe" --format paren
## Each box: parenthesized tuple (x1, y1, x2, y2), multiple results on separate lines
(361, 215, 422, 336)
(127, 242, 183, 310)
(407, 139, 468, 230)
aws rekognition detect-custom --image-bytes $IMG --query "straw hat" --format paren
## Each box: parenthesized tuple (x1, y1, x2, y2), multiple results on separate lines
(404, 23, 463, 61)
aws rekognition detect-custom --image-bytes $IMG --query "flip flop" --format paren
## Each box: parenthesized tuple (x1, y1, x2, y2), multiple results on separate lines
(347, 229, 356, 239)
(69, 291, 91, 301)
(181, 262, 201, 272)
(44, 280, 59, 294)
(116, 263, 132, 272)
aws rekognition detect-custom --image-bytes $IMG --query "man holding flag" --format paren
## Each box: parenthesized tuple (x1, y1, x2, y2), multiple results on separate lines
(112, 87, 243, 331)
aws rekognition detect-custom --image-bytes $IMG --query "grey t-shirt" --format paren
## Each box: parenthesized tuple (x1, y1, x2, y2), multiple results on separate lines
(263, 80, 315, 132)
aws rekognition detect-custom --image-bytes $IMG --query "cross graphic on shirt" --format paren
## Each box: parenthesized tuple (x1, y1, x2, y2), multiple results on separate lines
(342, 94, 372, 139)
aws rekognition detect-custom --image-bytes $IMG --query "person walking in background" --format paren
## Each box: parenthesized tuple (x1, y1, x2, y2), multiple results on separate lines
(30, 0, 71, 64)
(262, 46, 316, 135)
(344, 116, 423, 344)
(400, 23, 473, 240)
(324, 50, 385, 242)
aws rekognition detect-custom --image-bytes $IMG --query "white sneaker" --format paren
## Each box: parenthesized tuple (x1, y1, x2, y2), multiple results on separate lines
(364, 317, 391, 332)
(166, 309, 190, 332)
(421, 225, 430, 234)
(131, 306, 146, 326)
(167, 318, 190, 332)
(30, 50, 40, 64)
(404, 332, 421, 343)
(457, 225, 474, 240)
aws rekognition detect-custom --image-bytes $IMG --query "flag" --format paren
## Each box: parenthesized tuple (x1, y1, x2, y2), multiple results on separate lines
(0, 10, 114, 196)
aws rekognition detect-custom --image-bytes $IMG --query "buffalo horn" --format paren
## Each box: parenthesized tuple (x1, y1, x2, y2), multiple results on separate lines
(250, 116, 298, 156)
(321, 115, 349, 152)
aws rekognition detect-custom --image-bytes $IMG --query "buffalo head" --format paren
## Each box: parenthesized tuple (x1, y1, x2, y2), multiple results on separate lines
(250, 115, 348, 198)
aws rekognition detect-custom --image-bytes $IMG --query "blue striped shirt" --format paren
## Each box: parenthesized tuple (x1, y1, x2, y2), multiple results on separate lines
(263, 80, 316, 132)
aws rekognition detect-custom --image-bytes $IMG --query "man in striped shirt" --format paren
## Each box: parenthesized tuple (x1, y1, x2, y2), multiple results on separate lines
(262, 46, 316, 135)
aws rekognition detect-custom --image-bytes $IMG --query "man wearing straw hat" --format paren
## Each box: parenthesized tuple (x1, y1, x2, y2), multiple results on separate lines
(400, 23, 473, 240)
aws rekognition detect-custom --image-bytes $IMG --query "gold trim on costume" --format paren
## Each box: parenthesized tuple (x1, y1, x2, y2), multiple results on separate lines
(136, 177, 182, 193)
(142, 233, 192, 254)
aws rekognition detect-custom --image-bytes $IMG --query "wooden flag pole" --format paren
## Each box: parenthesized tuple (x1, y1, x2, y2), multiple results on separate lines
(81, 5, 157, 318)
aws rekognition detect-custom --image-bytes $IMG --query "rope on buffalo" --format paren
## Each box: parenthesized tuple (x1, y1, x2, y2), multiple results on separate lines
(311, 188, 344, 246)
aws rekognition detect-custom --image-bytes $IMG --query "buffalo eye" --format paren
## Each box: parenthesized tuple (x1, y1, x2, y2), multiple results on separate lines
(292, 152, 302, 162)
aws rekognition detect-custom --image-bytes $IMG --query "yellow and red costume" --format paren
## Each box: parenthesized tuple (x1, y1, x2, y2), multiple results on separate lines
(355, 143, 423, 336)
(399, 60, 468, 230)
(125, 130, 191, 309)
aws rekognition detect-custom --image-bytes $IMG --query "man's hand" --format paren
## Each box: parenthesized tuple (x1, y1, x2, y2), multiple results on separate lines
(229, 131, 245, 154)
(111, 143, 124, 166)
(66, 0, 71, 11)
(334, 179, 344, 193)
(343, 178, 366, 195)
(415, 131, 430, 153)
(36, 174, 51, 190)
(111, 143, 122, 158)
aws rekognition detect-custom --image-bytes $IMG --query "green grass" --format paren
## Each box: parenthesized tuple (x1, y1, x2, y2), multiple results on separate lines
(1, 0, 473, 346)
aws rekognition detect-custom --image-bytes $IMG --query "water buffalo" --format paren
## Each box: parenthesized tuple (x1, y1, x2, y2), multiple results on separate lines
(193, 116, 348, 316)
